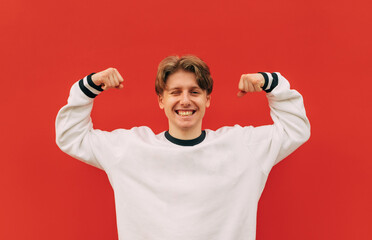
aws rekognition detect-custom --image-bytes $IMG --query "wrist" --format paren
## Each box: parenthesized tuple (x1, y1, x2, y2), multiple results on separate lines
(258, 72, 269, 90)
(90, 73, 100, 86)
(78, 73, 104, 99)
(88, 73, 104, 91)
(258, 72, 278, 92)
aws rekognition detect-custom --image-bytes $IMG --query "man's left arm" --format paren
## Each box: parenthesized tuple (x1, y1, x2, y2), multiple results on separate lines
(238, 72, 311, 174)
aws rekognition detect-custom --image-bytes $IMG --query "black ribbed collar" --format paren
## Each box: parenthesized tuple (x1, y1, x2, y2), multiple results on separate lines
(165, 130, 206, 146)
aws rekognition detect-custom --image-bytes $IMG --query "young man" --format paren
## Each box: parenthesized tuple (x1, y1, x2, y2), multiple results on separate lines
(56, 55, 310, 240)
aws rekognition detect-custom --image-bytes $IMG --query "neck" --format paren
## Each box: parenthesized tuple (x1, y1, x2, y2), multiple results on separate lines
(168, 125, 202, 140)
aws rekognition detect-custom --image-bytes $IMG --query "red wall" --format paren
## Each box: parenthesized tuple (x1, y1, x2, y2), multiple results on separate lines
(1, 0, 371, 239)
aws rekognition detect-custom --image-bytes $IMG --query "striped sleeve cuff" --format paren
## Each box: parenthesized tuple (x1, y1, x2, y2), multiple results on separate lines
(78, 73, 103, 98)
(258, 72, 279, 93)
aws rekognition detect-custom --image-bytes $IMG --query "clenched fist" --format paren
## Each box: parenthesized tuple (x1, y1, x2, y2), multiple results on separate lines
(237, 73, 265, 97)
(91, 68, 124, 90)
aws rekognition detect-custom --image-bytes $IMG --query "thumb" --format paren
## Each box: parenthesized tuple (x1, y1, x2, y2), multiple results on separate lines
(237, 90, 247, 97)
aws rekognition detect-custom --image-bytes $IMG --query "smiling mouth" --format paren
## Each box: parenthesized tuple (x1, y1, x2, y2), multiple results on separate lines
(175, 110, 196, 116)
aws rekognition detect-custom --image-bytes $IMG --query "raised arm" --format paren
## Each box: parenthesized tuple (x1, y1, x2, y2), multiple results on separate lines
(238, 72, 311, 174)
(55, 68, 124, 169)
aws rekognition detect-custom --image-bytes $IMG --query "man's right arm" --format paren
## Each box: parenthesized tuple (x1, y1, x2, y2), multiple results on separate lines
(55, 68, 124, 169)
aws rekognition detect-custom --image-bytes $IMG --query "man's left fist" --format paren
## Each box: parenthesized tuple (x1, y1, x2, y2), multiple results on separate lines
(237, 73, 265, 97)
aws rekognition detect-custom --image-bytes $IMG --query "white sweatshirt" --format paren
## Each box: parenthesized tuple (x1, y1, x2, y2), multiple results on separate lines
(55, 72, 310, 240)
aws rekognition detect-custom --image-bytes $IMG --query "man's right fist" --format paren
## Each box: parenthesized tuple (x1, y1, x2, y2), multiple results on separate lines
(91, 68, 124, 90)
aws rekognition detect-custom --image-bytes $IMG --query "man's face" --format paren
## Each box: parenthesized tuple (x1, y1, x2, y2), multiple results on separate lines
(158, 70, 211, 136)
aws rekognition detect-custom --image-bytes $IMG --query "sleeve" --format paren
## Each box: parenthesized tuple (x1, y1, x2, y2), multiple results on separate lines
(55, 74, 112, 170)
(246, 72, 311, 175)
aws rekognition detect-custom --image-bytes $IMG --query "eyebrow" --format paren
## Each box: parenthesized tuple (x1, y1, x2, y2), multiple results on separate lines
(167, 86, 202, 91)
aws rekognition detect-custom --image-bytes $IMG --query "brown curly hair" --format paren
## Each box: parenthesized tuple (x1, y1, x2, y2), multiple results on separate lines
(155, 55, 213, 96)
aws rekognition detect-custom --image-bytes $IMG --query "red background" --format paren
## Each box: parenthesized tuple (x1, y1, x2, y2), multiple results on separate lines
(1, 0, 371, 239)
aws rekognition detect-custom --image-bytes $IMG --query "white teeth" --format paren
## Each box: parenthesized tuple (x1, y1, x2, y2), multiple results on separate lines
(178, 111, 193, 116)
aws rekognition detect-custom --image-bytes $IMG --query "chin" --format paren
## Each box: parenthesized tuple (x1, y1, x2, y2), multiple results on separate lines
(173, 120, 199, 131)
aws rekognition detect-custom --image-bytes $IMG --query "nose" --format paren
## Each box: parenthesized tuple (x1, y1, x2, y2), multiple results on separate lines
(180, 92, 191, 106)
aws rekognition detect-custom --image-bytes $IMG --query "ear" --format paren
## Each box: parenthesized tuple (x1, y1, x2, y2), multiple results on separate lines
(158, 94, 164, 109)
(206, 94, 211, 108)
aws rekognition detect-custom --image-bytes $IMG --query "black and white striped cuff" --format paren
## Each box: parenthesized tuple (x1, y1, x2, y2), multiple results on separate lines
(258, 72, 279, 93)
(78, 73, 103, 98)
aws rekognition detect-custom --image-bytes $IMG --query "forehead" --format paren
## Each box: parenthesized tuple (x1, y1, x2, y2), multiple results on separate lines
(166, 70, 200, 89)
